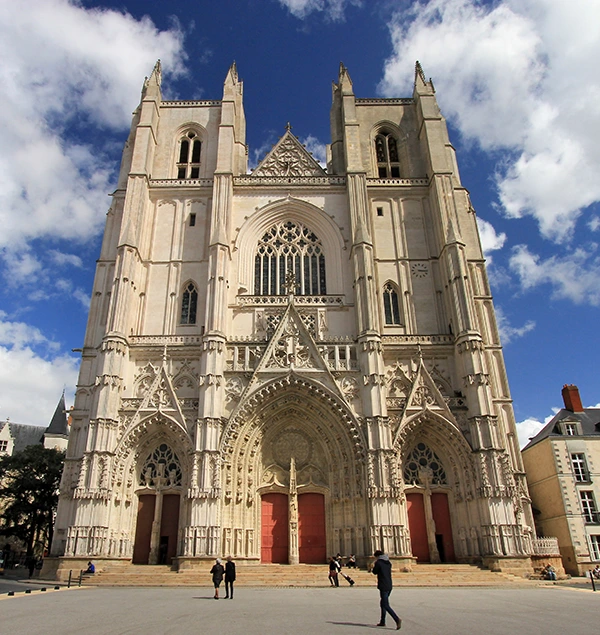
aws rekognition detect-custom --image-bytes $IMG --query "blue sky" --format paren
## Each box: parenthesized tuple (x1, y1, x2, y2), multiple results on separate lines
(1, 0, 599, 446)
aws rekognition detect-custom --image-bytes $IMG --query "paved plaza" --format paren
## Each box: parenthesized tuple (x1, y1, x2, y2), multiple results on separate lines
(1, 584, 599, 635)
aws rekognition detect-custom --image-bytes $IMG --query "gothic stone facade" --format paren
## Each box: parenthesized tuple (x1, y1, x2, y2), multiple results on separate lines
(49, 62, 534, 575)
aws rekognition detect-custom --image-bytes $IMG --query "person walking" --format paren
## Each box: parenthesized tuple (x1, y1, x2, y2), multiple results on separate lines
(372, 550, 401, 630)
(224, 555, 236, 599)
(210, 558, 225, 599)
(328, 556, 340, 587)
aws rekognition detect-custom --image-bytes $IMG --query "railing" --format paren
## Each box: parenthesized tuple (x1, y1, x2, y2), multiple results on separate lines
(532, 537, 561, 557)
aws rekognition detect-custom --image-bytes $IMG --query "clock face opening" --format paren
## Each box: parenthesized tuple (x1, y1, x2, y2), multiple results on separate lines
(411, 263, 429, 278)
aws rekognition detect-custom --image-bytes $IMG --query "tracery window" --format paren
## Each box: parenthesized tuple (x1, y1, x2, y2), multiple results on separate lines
(404, 443, 447, 486)
(181, 282, 198, 325)
(383, 283, 402, 325)
(177, 131, 202, 179)
(375, 131, 400, 178)
(254, 220, 326, 295)
(139, 444, 182, 488)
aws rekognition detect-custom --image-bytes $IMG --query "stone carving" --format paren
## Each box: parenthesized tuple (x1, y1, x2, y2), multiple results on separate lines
(273, 429, 312, 469)
(339, 376, 359, 401)
(225, 376, 246, 403)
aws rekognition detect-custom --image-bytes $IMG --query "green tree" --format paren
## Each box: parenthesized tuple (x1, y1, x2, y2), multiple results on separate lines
(0, 445, 65, 557)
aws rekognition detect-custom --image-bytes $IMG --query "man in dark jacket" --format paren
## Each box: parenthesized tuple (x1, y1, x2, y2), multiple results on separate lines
(224, 556, 236, 599)
(372, 550, 401, 629)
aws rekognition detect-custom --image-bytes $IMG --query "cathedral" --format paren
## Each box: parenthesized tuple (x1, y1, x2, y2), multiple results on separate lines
(47, 61, 534, 576)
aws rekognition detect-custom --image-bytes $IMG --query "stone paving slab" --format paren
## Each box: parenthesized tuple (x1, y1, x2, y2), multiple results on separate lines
(2, 585, 599, 635)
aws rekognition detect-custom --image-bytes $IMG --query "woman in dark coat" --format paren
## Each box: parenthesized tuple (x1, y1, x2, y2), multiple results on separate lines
(224, 555, 236, 599)
(210, 558, 225, 599)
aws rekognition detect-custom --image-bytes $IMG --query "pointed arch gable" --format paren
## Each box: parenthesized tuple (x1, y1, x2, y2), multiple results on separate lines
(112, 412, 194, 491)
(397, 411, 478, 502)
(395, 409, 467, 452)
(234, 197, 346, 295)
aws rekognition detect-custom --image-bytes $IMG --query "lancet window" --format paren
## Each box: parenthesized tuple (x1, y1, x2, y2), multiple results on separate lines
(383, 283, 402, 325)
(139, 444, 182, 489)
(254, 220, 326, 296)
(180, 282, 198, 324)
(375, 131, 400, 178)
(176, 131, 202, 179)
(404, 443, 447, 486)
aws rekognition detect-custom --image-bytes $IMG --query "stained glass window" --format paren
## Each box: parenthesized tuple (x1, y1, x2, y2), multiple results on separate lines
(254, 221, 326, 295)
(181, 282, 198, 324)
(404, 442, 447, 486)
(140, 444, 182, 488)
(383, 283, 402, 325)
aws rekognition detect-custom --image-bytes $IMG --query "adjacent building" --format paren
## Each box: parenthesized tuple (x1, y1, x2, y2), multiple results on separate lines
(0, 394, 70, 456)
(523, 385, 600, 576)
(47, 62, 534, 577)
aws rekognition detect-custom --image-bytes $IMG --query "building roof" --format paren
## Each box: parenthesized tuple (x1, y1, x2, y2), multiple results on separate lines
(523, 407, 600, 450)
(45, 393, 69, 437)
(7, 422, 45, 454)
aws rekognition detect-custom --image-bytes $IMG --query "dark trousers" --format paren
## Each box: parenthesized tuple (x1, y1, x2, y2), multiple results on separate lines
(379, 589, 400, 625)
(225, 579, 234, 597)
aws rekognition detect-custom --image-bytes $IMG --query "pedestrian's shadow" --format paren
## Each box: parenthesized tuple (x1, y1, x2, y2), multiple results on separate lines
(192, 596, 221, 600)
(328, 622, 388, 629)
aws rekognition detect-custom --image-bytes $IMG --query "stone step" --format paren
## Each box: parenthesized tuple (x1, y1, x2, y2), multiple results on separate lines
(82, 563, 536, 588)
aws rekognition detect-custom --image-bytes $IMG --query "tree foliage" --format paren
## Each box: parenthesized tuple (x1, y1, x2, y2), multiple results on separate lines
(0, 445, 64, 556)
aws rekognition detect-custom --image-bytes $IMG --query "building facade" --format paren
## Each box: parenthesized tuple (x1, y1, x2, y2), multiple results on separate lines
(48, 62, 533, 575)
(523, 385, 600, 576)
(0, 394, 69, 456)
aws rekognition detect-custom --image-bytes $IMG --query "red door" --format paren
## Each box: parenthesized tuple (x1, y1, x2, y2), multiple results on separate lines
(406, 493, 429, 562)
(132, 494, 156, 564)
(431, 493, 455, 562)
(298, 493, 326, 564)
(160, 494, 180, 565)
(261, 493, 289, 563)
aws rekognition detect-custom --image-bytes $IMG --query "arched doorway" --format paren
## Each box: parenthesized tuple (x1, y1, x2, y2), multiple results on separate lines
(132, 443, 182, 565)
(404, 442, 455, 563)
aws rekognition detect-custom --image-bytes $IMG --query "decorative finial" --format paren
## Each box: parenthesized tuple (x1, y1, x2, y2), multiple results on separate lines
(162, 343, 168, 365)
(415, 60, 426, 85)
(285, 122, 292, 132)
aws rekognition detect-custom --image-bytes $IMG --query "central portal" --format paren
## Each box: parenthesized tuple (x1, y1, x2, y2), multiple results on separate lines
(260, 492, 326, 564)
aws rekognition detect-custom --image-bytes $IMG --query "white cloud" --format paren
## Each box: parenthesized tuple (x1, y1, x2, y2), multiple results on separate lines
(476, 217, 506, 258)
(0, 311, 54, 351)
(277, 0, 362, 21)
(379, 0, 600, 243)
(300, 135, 327, 167)
(0, 0, 185, 260)
(0, 312, 79, 426)
(589, 217, 600, 232)
(516, 411, 556, 449)
(0, 346, 79, 427)
(509, 244, 600, 305)
(49, 250, 84, 269)
(495, 306, 535, 345)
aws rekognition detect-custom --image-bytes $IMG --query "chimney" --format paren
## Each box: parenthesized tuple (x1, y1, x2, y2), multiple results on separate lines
(562, 384, 584, 412)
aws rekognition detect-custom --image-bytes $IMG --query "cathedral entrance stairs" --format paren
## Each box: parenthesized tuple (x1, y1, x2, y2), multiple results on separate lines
(80, 563, 539, 588)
